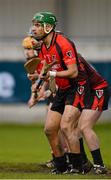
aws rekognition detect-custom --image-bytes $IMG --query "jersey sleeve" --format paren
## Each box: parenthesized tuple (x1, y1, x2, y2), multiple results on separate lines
(62, 41, 77, 66)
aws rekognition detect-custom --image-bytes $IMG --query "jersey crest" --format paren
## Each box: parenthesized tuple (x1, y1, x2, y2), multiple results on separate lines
(66, 50, 73, 58)
(96, 89, 103, 98)
(77, 86, 84, 95)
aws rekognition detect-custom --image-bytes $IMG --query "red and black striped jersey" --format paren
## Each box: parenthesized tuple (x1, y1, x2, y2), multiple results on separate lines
(38, 32, 78, 89)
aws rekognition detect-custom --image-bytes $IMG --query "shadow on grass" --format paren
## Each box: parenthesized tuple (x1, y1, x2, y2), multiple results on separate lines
(0, 162, 50, 173)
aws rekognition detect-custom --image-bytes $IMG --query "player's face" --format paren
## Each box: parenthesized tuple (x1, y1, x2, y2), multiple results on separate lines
(32, 22, 45, 40)
(24, 49, 35, 59)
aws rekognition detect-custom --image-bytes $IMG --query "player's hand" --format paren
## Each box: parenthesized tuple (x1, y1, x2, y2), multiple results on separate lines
(28, 92, 37, 108)
(39, 72, 49, 81)
(24, 49, 35, 59)
(27, 72, 38, 81)
(28, 87, 45, 108)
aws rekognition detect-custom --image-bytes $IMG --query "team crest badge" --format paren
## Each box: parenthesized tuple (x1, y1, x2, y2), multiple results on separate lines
(96, 89, 103, 98)
(66, 50, 72, 58)
(77, 86, 84, 95)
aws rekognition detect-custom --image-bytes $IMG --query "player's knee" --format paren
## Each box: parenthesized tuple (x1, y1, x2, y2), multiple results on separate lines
(44, 126, 53, 136)
(44, 125, 58, 137)
(79, 125, 90, 135)
(60, 115, 74, 134)
(60, 121, 71, 136)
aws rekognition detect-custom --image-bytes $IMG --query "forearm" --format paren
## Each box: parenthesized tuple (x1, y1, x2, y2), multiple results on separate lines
(55, 69, 78, 78)
(49, 64, 78, 79)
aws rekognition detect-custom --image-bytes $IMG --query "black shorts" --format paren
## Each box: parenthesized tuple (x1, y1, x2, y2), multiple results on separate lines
(46, 94, 54, 105)
(86, 87, 110, 111)
(51, 83, 90, 114)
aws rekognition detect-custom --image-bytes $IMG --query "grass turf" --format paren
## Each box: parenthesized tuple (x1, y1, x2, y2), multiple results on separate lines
(0, 122, 111, 179)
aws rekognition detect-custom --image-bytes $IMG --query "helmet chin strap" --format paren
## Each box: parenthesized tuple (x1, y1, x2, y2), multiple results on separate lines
(44, 23, 53, 34)
(34, 23, 54, 41)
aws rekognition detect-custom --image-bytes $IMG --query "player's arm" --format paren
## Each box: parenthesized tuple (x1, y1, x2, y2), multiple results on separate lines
(48, 63, 78, 79)
(48, 45, 78, 79)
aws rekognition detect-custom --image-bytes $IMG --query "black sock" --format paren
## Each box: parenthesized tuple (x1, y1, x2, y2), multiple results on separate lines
(79, 138, 88, 164)
(54, 155, 68, 172)
(91, 149, 104, 166)
(68, 153, 82, 171)
(64, 152, 70, 164)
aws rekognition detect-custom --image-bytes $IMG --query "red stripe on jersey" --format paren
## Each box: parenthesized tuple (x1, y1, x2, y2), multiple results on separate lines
(91, 96, 99, 110)
(73, 93, 80, 107)
(80, 95, 85, 109)
(91, 96, 105, 110)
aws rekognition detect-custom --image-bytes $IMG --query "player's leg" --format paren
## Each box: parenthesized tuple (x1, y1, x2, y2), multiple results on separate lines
(45, 105, 91, 171)
(44, 91, 68, 174)
(78, 135, 93, 173)
(78, 109, 107, 174)
(57, 127, 92, 174)
(45, 128, 70, 169)
(44, 109, 63, 156)
(59, 84, 91, 174)
(78, 110, 102, 152)
(44, 110, 69, 173)
(58, 130, 70, 153)
(78, 85, 110, 175)
(81, 87, 110, 174)
(61, 105, 80, 153)
(60, 105, 83, 173)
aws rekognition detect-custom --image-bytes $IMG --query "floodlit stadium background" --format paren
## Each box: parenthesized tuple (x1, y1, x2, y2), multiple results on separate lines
(0, 0, 111, 123)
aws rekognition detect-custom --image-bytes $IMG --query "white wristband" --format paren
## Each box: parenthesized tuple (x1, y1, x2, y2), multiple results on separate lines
(49, 71, 56, 77)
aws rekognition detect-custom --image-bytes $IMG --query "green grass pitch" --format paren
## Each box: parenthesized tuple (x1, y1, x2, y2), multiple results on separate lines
(0, 122, 111, 179)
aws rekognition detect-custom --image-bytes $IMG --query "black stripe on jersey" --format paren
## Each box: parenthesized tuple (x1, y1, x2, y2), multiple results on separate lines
(50, 32, 57, 47)
(55, 42, 67, 70)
